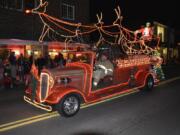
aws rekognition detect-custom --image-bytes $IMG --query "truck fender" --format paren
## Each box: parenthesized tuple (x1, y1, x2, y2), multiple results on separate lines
(135, 70, 153, 87)
(46, 87, 87, 104)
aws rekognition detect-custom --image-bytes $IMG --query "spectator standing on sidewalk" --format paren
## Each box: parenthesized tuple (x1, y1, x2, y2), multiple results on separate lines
(54, 53, 66, 68)
(29, 53, 34, 70)
(35, 55, 45, 76)
(8, 52, 17, 88)
(17, 54, 25, 82)
(45, 55, 53, 69)
(0, 58, 4, 89)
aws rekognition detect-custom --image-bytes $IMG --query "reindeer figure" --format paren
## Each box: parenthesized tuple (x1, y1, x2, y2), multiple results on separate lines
(28, 0, 52, 42)
(29, 0, 86, 43)
(33, 0, 49, 42)
(27, 1, 159, 55)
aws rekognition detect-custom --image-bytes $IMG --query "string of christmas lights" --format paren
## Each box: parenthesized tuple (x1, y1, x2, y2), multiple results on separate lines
(29, 0, 160, 55)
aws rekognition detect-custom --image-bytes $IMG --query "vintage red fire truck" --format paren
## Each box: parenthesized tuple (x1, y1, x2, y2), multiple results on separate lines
(24, 45, 160, 117)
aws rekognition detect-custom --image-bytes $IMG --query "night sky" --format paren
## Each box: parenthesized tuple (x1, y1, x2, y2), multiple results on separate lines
(93, 0, 179, 30)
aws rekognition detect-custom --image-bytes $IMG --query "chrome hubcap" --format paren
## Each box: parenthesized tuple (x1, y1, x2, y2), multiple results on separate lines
(63, 96, 79, 115)
(148, 78, 153, 88)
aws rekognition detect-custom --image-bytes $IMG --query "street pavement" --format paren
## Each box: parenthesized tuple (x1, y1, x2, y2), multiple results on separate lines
(162, 64, 180, 79)
(0, 64, 180, 135)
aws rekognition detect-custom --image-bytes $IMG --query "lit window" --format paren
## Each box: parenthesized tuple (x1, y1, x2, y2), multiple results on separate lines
(15, 0, 23, 10)
(62, 3, 75, 20)
(157, 26, 165, 42)
(0, 0, 23, 11)
(35, 0, 40, 8)
(7, 0, 15, 9)
(0, 0, 8, 8)
(25, 0, 35, 9)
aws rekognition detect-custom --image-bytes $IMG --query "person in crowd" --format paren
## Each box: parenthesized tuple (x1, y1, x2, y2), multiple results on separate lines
(93, 53, 114, 87)
(8, 52, 17, 88)
(2, 59, 12, 88)
(0, 58, 4, 89)
(17, 54, 25, 82)
(45, 55, 53, 69)
(29, 53, 34, 70)
(35, 55, 45, 76)
(67, 53, 76, 63)
(54, 52, 66, 68)
(29, 63, 39, 101)
(24, 58, 31, 81)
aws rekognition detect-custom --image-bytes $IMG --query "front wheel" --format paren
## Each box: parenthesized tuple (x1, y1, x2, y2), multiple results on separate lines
(56, 94, 80, 117)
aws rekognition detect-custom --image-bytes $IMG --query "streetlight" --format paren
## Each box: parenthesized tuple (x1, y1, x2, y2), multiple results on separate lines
(25, 9, 32, 14)
(25, 9, 35, 57)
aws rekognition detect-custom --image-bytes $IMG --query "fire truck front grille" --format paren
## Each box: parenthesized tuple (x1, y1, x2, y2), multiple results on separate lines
(40, 73, 49, 102)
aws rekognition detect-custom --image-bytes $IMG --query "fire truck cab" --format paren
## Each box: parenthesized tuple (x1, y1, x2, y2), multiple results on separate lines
(24, 45, 159, 117)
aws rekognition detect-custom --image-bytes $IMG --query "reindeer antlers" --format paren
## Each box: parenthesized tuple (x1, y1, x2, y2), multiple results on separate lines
(113, 6, 123, 25)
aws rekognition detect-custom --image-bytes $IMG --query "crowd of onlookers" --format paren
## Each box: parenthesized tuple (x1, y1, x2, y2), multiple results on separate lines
(0, 51, 66, 89)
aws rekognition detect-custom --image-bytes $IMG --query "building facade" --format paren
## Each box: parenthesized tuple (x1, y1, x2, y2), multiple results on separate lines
(0, 0, 92, 40)
(153, 21, 178, 63)
(0, 0, 115, 58)
(1, 1, 178, 62)
(0, 0, 91, 57)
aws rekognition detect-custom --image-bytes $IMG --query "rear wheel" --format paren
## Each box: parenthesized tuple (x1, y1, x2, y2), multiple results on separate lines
(56, 94, 80, 117)
(141, 76, 154, 91)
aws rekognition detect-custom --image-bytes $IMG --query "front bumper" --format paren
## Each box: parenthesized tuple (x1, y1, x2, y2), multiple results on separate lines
(24, 96, 52, 112)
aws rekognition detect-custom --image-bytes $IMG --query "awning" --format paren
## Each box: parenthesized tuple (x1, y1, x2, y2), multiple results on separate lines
(0, 39, 89, 49)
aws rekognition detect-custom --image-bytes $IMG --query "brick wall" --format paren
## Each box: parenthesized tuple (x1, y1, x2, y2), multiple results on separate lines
(0, 7, 42, 40)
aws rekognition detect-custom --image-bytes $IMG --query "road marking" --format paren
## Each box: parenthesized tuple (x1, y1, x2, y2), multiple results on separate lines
(81, 89, 139, 109)
(0, 113, 59, 132)
(0, 90, 138, 132)
(1, 76, 180, 132)
(158, 76, 180, 86)
(0, 112, 57, 129)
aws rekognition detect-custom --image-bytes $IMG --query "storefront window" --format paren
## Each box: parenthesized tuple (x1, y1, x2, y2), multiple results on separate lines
(49, 51, 58, 59)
